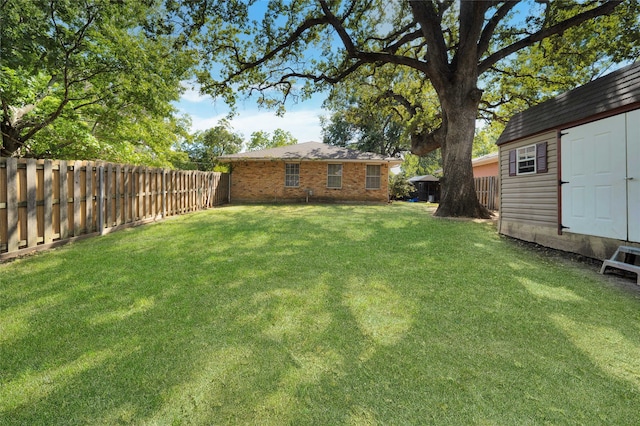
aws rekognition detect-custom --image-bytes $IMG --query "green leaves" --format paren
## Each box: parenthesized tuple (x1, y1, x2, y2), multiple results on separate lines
(247, 129, 297, 152)
(1, 0, 194, 164)
(182, 120, 244, 171)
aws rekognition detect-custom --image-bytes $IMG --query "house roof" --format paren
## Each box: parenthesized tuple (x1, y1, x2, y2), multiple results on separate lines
(433, 151, 498, 175)
(408, 175, 439, 183)
(217, 141, 401, 164)
(471, 151, 498, 166)
(496, 61, 640, 145)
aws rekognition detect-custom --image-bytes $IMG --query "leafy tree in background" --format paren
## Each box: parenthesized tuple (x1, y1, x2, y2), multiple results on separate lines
(321, 66, 435, 158)
(389, 173, 414, 201)
(0, 0, 193, 166)
(247, 129, 297, 151)
(178, 0, 638, 217)
(402, 152, 442, 179)
(182, 120, 243, 171)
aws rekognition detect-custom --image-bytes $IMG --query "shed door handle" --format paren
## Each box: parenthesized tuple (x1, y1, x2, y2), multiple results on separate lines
(626, 177, 635, 181)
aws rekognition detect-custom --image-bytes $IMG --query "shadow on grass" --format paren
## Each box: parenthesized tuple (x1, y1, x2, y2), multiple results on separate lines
(1, 204, 640, 424)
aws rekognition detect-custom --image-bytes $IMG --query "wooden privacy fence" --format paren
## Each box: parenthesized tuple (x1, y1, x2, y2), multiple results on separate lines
(475, 176, 499, 211)
(0, 158, 229, 260)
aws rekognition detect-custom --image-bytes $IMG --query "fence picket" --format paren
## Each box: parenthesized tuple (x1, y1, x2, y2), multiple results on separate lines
(474, 176, 499, 211)
(25, 160, 37, 248)
(1, 157, 228, 259)
(115, 164, 122, 226)
(44, 160, 53, 244)
(59, 161, 69, 239)
(6, 158, 19, 252)
(97, 165, 105, 234)
(86, 162, 93, 233)
(73, 161, 81, 236)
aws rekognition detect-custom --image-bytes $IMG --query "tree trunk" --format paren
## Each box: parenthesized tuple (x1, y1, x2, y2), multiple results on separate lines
(433, 78, 491, 218)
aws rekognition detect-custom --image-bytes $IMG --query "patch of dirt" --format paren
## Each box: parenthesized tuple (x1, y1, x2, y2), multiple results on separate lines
(504, 236, 640, 298)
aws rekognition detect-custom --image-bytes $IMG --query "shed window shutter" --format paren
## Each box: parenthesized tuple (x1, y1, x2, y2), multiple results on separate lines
(536, 142, 548, 173)
(509, 150, 517, 176)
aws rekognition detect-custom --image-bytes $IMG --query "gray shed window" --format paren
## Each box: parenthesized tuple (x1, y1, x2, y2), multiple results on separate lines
(509, 142, 548, 176)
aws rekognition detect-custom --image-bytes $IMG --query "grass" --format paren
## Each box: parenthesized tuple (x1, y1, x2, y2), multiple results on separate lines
(1, 203, 640, 425)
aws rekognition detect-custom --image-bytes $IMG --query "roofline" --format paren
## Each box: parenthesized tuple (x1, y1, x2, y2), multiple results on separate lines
(217, 157, 402, 165)
(497, 102, 640, 146)
(497, 62, 640, 146)
(471, 153, 499, 166)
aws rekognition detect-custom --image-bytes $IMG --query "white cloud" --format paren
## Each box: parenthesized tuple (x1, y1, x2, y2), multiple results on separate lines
(180, 85, 208, 103)
(189, 109, 326, 145)
(178, 80, 327, 145)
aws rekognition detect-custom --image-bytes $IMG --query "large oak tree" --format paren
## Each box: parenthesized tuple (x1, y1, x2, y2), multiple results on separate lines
(185, 0, 637, 217)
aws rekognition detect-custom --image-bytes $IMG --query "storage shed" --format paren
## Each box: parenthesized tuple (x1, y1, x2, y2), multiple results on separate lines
(497, 62, 640, 260)
(408, 175, 440, 202)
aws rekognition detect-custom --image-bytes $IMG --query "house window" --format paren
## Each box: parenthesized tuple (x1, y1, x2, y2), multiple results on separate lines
(285, 163, 299, 187)
(366, 165, 381, 189)
(327, 164, 342, 188)
(516, 144, 536, 175)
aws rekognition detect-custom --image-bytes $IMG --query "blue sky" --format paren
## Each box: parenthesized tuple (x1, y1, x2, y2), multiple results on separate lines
(173, 0, 329, 147)
(175, 84, 327, 146)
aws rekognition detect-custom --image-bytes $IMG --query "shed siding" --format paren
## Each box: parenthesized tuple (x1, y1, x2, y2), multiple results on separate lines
(230, 160, 389, 203)
(499, 131, 558, 227)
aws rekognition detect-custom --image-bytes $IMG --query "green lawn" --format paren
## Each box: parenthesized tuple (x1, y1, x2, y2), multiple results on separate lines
(1, 203, 639, 425)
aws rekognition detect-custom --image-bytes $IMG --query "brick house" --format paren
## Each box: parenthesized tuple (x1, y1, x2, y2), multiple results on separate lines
(217, 142, 401, 203)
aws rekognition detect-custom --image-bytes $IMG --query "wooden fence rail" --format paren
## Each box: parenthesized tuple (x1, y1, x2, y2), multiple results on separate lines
(475, 175, 499, 211)
(0, 158, 229, 260)
(474, 176, 499, 210)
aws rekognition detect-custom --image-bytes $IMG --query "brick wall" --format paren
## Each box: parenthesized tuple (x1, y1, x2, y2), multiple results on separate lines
(229, 161, 390, 203)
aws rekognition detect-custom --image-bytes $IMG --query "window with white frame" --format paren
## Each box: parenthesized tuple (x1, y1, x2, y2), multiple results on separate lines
(327, 164, 342, 188)
(517, 144, 536, 175)
(285, 163, 299, 187)
(366, 165, 381, 189)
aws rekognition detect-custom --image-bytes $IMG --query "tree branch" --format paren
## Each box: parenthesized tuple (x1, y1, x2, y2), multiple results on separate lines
(477, 1, 520, 59)
(221, 15, 330, 84)
(411, 126, 444, 156)
(408, 0, 450, 86)
(382, 28, 422, 54)
(378, 90, 418, 117)
(478, 0, 622, 73)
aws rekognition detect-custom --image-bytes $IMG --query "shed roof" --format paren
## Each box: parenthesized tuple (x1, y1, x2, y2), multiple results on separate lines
(496, 61, 640, 145)
(408, 175, 439, 183)
(217, 141, 400, 163)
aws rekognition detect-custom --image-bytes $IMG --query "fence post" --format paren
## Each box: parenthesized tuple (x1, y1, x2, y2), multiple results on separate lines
(73, 161, 82, 236)
(6, 158, 19, 252)
(161, 169, 166, 218)
(25, 159, 37, 248)
(43, 160, 53, 244)
(59, 160, 69, 239)
(96, 165, 105, 235)
(86, 162, 94, 233)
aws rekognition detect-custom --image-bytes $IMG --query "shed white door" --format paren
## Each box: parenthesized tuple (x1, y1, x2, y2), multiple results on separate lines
(561, 114, 628, 240)
(628, 109, 640, 242)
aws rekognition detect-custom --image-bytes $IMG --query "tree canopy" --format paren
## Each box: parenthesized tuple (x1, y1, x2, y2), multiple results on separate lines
(247, 129, 298, 151)
(180, 0, 638, 217)
(179, 120, 244, 171)
(0, 0, 194, 166)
